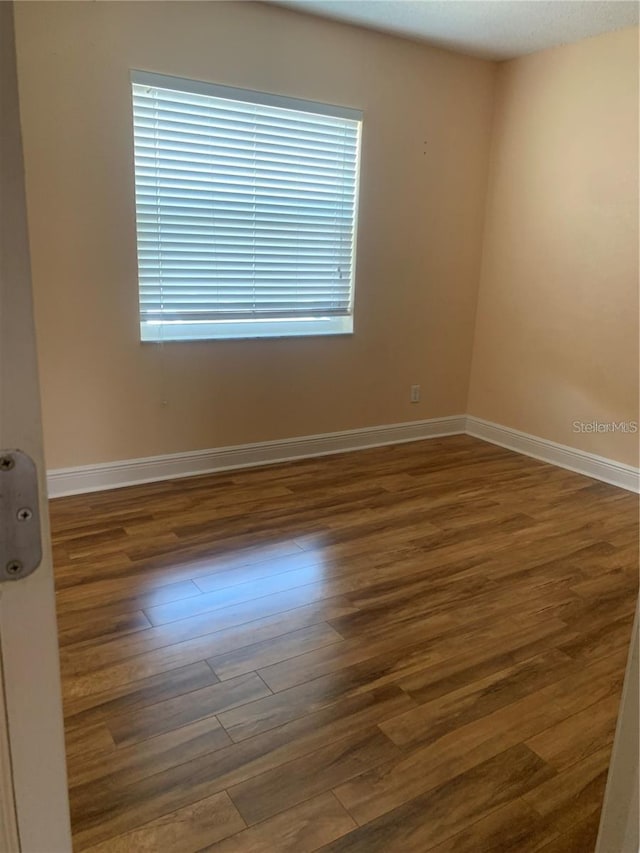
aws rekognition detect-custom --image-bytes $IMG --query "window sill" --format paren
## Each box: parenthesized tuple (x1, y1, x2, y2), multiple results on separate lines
(140, 316, 354, 342)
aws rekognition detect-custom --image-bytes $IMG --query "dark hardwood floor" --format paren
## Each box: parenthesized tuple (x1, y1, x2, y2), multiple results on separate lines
(49, 435, 639, 852)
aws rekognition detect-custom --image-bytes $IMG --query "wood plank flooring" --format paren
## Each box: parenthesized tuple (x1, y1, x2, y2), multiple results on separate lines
(50, 435, 639, 852)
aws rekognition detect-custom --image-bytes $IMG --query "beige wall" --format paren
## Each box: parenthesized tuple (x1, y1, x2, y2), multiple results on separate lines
(15, 5, 639, 471)
(13, 1, 495, 469)
(468, 27, 640, 467)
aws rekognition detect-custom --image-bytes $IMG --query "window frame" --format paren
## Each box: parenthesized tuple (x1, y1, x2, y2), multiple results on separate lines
(130, 71, 363, 343)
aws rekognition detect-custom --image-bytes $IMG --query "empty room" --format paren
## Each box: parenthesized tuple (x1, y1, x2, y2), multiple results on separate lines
(0, 0, 639, 851)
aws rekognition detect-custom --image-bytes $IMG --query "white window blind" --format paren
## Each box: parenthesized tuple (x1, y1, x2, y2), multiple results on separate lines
(131, 71, 362, 341)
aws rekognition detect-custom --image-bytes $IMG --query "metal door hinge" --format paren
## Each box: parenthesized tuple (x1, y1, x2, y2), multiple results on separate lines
(0, 450, 42, 581)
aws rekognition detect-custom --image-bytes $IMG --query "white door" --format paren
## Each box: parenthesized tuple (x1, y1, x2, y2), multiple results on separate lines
(596, 604, 639, 853)
(0, 3, 72, 850)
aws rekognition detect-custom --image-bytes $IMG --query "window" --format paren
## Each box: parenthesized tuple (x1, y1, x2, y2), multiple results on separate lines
(131, 71, 362, 342)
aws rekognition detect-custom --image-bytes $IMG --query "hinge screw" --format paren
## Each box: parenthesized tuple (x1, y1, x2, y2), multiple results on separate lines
(16, 507, 33, 522)
(6, 560, 23, 577)
(0, 456, 15, 471)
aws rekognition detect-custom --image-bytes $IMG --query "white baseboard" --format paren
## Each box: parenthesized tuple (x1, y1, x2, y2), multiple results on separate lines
(47, 415, 467, 498)
(466, 416, 640, 494)
(47, 413, 640, 497)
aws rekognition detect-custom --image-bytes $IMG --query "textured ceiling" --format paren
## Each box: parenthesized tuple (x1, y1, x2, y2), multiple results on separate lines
(270, 1, 639, 60)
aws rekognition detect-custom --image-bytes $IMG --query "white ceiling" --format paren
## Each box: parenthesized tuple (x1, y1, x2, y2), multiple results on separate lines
(270, 0, 639, 60)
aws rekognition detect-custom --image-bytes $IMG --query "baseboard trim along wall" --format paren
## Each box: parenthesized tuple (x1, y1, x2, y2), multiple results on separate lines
(46, 413, 640, 497)
(466, 416, 640, 494)
(46, 415, 467, 498)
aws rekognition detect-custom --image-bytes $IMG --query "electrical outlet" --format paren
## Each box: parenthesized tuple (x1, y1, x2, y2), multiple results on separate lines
(410, 384, 420, 403)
